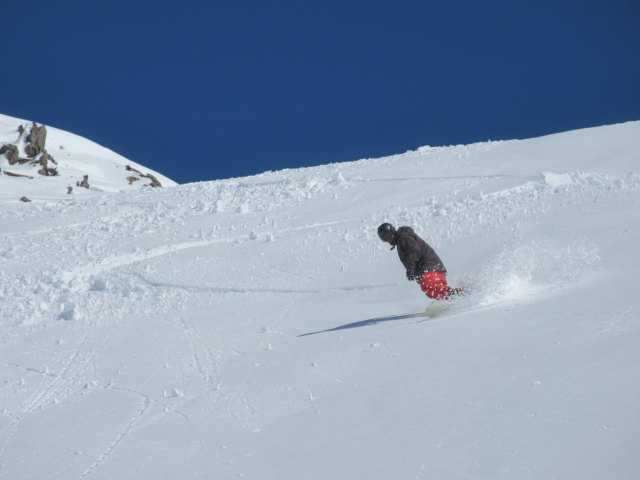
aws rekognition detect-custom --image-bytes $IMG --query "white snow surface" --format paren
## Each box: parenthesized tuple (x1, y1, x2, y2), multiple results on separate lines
(0, 113, 176, 202)
(1, 120, 640, 479)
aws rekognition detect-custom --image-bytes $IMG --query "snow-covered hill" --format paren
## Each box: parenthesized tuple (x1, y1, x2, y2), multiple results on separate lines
(1, 120, 639, 479)
(0, 113, 176, 203)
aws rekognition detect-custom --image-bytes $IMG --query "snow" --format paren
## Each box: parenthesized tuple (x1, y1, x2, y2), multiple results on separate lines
(1, 117, 639, 479)
(0, 113, 176, 202)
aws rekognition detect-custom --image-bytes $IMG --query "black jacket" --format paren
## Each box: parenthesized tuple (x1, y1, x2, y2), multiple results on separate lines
(393, 226, 446, 276)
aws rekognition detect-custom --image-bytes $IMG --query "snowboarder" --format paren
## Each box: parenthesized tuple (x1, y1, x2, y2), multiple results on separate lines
(377, 223, 463, 301)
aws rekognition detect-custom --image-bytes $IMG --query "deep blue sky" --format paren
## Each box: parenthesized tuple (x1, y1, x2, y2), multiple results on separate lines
(2, 1, 639, 184)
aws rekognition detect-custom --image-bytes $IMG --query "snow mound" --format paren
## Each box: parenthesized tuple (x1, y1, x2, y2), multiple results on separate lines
(0, 113, 176, 203)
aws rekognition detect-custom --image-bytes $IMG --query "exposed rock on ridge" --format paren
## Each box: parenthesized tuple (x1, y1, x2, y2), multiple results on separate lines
(1, 122, 58, 175)
(1, 118, 171, 200)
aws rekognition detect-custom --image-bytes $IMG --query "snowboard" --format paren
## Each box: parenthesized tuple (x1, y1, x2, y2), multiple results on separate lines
(424, 299, 455, 318)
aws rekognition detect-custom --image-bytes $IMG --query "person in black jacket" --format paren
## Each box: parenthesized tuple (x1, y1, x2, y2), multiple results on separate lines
(377, 223, 462, 300)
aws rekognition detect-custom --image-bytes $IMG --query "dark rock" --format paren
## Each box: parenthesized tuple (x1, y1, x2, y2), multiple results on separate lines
(77, 175, 90, 188)
(143, 173, 162, 187)
(36, 151, 58, 176)
(20, 196, 31, 202)
(25, 123, 47, 158)
(3, 170, 34, 179)
(126, 165, 163, 187)
(0, 144, 20, 164)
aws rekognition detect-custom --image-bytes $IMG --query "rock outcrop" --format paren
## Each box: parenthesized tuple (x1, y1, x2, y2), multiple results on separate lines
(24, 122, 47, 158)
(1, 117, 174, 199)
(1, 123, 58, 176)
(126, 165, 163, 187)
(77, 175, 90, 189)
(0, 144, 21, 164)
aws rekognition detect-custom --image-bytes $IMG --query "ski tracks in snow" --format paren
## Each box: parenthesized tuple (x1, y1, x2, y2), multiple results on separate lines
(77, 386, 151, 480)
(173, 314, 223, 417)
(0, 336, 93, 476)
(0, 328, 153, 480)
(55, 219, 354, 291)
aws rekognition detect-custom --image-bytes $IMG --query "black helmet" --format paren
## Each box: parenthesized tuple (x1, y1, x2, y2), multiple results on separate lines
(377, 223, 396, 242)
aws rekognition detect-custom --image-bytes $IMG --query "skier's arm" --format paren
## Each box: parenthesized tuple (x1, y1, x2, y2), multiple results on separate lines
(399, 236, 420, 280)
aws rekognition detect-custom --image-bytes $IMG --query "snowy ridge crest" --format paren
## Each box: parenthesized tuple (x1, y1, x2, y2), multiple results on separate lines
(0, 113, 177, 203)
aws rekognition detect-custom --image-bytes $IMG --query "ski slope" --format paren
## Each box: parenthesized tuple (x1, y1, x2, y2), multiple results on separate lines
(1, 120, 639, 479)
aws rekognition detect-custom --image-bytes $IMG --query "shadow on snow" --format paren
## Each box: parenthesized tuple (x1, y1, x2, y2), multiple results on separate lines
(298, 312, 427, 337)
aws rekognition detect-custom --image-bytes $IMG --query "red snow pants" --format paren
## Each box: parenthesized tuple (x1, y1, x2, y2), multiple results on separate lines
(418, 271, 452, 300)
